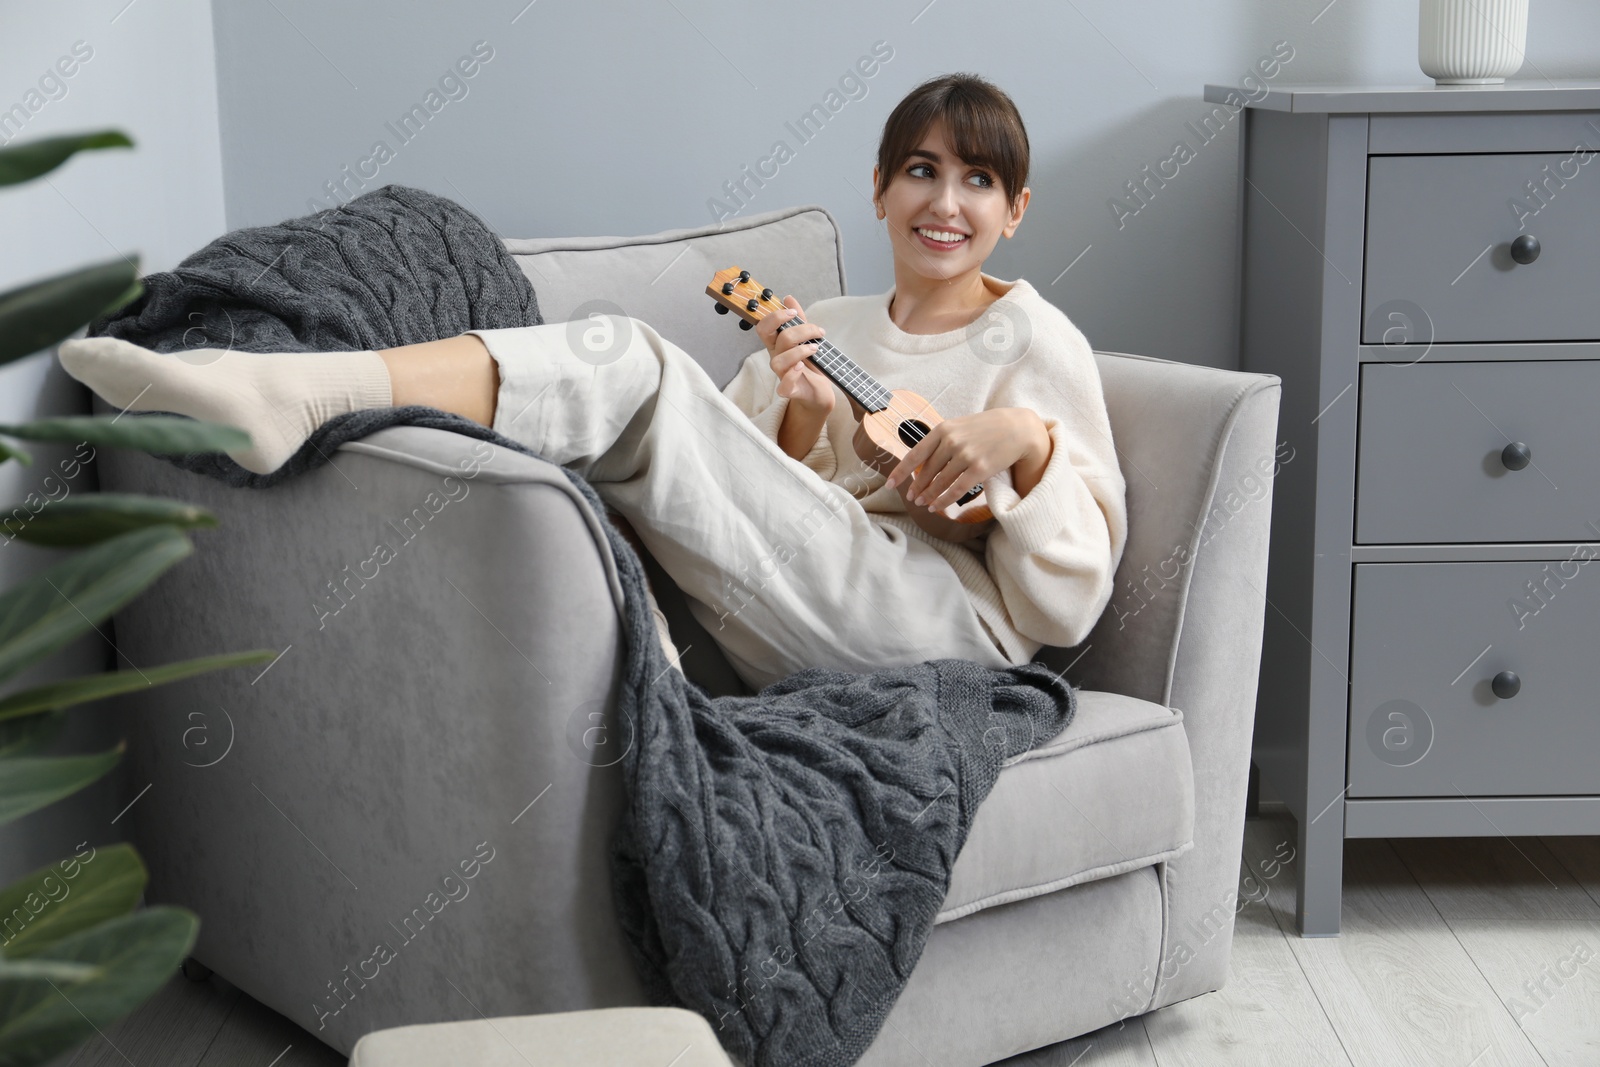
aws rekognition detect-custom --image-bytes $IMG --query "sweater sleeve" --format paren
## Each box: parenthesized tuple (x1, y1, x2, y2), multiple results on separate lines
(979, 320, 1128, 649)
(721, 350, 837, 480)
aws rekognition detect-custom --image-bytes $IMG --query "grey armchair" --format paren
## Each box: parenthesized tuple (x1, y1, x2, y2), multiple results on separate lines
(94, 204, 1281, 1066)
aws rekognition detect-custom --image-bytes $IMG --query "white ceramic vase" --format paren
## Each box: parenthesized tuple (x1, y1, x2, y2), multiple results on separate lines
(1418, 0, 1529, 84)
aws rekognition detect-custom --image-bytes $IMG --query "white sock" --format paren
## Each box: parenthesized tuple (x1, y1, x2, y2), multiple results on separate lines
(57, 337, 393, 474)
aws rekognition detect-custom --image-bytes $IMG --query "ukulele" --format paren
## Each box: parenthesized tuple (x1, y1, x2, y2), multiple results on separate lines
(707, 266, 993, 524)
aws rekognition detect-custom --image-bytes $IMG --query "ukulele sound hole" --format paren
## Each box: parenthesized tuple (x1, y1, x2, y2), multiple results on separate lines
(897, 419, 931, 449)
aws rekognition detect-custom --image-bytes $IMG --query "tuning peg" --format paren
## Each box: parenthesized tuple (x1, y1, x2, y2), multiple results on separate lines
(714, 303, 729, 314)
(738, 270, 751, 282)
(722, 281, 735, 295)
(739, 319, 754, 331)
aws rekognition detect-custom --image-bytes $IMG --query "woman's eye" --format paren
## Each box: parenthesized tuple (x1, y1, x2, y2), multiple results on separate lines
(908, 163, 933, 179)
(968, 172, 994, 188)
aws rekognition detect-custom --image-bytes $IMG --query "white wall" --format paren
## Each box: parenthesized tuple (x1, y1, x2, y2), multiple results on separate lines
(0, 0, 226, 885)
(209, 0, 1600, 370)
(4, 0, 1597, 872)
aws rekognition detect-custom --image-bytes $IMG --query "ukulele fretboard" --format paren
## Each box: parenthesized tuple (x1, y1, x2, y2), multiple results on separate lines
(798, 336, 893, 413)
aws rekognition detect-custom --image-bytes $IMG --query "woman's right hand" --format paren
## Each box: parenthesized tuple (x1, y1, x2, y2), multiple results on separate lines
(756, 296, 836, 413)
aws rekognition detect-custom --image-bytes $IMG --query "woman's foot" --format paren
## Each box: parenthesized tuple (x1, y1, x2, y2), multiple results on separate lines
(56, 337, 392, 474)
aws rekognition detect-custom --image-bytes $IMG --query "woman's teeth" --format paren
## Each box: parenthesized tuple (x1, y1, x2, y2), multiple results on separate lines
(915, 227, 967, 244)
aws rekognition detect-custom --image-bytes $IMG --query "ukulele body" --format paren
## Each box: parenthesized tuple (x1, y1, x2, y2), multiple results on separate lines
(855, 389, 994, 524)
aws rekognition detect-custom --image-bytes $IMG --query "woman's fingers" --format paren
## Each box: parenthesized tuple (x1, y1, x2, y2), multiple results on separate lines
(885, 423, 937, 490)
(781, 358, 834, 407)
(888, 430, 964, 510)
(918, 444, 988, 510)
(920, 460, 978, 510)
(757, 295, 803, 352)
(758, 295, 833, 410)
(760, 299, 796, 348)
(766, 296, 825, 373)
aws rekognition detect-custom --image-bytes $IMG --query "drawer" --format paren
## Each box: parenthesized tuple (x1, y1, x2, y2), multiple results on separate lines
(1363, 153, 1600, 344)
(1356, 359, 1600, 544)
(1347, 561, 1600, 798)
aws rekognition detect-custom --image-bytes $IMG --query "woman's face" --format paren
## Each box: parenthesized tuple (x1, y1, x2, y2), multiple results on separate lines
(873, 116, 1029, 286)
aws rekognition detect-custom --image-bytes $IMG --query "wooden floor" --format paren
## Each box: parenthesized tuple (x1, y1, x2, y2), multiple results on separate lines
(45, 811, 1600, 1066)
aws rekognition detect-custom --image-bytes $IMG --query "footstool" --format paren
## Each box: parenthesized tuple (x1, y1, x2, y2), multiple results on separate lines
(347, 1007, 737, 1066)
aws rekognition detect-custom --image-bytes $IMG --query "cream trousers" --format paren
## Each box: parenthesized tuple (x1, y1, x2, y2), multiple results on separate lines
(466, 316, 1009, 692)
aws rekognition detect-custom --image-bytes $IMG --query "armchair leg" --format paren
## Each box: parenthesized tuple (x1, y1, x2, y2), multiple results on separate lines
(1245, 759, 1260, 819)
(181, 957, 213, 983)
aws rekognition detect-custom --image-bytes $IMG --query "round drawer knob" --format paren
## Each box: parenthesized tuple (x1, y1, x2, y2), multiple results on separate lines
(1500, 441, 1532, 471)
(1510, 235, 1541, 264)
(1492, 670, 1522, 699)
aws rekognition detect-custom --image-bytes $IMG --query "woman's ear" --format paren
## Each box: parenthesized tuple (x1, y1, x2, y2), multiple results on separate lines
(872, 165, 885, 219)
(1001, 186, 1031, 238)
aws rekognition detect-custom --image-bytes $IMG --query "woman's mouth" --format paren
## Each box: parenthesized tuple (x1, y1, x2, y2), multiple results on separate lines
(914, 226, 969, 251)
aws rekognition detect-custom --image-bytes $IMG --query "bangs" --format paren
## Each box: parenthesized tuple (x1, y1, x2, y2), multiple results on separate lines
(876, 74, 1029, 209)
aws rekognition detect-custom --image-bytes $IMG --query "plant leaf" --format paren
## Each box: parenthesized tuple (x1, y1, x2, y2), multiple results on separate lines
(0, 260, 142, 368)
(0, 525, 192, 690)
(0, 415, 249, 456)
(0, 650, 276, 723)
(0, 844, 146, 958)
(0, 905, 197, 1065)
(6, 494, 218, 548)
(0, 744, 123, 826)
(0, 441, 31, 468)
(0, 710, 66, 758)
(0, 959, 99, 982)
(0, 131, 133, 187)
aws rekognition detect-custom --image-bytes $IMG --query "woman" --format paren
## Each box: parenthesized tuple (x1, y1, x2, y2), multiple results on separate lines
(57, 73, 1127, 693)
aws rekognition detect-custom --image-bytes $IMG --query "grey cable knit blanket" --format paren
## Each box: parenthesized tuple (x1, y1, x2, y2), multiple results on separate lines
(89, 184, 541, 488)
(88, 185, 1079, 1067)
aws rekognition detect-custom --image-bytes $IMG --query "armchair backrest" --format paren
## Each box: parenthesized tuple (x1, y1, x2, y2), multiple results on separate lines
(502, 205, 846, 391)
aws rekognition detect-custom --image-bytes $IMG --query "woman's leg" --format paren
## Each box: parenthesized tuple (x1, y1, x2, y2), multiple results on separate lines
(56, 336, 393, 474)
(56, 332, 503, 474)
(57, 324, 1010, 688)
(466, 315, 1011, 691)
(56, 329, 689, 661)
(377, 335, 500, 427)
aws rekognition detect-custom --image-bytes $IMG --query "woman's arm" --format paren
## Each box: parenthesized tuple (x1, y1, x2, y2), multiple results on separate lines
(1006, 409, 1053, 498)
(777, 398, 831, 463)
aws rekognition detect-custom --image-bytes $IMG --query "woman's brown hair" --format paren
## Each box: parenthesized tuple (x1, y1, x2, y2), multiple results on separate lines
(875, 73, 1030, 213)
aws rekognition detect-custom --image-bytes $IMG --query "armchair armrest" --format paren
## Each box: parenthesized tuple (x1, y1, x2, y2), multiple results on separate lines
(95, 426, 648, 1055)
(1038, 353, 1284, 1011)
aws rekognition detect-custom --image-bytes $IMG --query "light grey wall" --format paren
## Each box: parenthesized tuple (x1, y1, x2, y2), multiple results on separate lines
(5, 1, 1598, 881)
(1, 0, 226, 885)
(212, 0, 1600, 370)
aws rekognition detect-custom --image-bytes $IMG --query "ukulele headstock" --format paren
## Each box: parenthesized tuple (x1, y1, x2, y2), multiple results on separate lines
(706, 267, 785, 331)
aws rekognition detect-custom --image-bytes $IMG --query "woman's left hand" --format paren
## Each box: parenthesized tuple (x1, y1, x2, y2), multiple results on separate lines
(885, 407, 1050, 513)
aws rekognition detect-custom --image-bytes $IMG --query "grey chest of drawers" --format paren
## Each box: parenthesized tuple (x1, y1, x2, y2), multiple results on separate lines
(1203, 80, 1600, 936)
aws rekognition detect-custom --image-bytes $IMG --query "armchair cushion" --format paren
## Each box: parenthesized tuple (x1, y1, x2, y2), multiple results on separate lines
(939, 690, 1194, 924)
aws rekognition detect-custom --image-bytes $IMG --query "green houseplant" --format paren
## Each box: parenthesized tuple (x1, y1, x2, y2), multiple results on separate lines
(0, 131, 276, 1066)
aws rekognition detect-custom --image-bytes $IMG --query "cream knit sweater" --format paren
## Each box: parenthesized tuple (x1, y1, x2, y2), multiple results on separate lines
(721, 275, 1128, 664)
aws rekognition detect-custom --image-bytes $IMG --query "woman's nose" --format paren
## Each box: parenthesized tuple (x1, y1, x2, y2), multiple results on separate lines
(930, 183, 960, 217)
